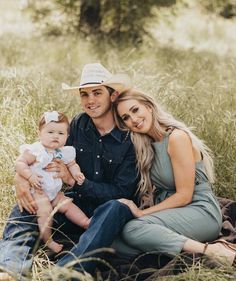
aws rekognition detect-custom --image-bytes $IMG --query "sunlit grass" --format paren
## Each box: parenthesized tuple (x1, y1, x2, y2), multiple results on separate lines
(150, 2, 236, 58)
(0, 33, 235, 280)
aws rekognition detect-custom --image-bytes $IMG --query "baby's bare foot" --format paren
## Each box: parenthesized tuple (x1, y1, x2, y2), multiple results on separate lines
(47, 240, 63, 253)
(83, 218, 91, 229)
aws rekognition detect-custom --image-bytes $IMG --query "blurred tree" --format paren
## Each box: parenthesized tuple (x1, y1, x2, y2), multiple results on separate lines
(25, 0, 176, 43)
(79, 0, 101, 34)
(199, 0, 236, 19)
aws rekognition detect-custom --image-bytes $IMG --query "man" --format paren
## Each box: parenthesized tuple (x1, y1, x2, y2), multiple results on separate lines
(0, 63, 138, 280)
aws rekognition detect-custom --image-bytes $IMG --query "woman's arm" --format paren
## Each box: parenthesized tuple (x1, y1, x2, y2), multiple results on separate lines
(119, 130, 197, 217)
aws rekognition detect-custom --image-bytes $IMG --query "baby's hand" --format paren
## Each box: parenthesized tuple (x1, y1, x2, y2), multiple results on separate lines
(74, 172, 85, 185)
(28, 173, 42, 188)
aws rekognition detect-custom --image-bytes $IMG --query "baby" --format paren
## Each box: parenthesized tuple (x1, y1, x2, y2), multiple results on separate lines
(15, 111, 90, 253)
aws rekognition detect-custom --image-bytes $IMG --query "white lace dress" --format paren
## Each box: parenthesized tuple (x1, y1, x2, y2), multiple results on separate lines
(19, 141, 76, 201)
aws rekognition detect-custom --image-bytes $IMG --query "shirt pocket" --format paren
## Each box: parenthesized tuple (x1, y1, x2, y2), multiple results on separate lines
(73, 142, 92, 168)
(102, 151, 123, 182)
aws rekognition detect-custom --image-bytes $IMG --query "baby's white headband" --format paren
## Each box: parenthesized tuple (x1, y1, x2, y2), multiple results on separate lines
(44, 111, 59, 124)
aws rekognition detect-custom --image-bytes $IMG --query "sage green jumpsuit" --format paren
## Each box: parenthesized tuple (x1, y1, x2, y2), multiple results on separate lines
(114, 132, 222, 257)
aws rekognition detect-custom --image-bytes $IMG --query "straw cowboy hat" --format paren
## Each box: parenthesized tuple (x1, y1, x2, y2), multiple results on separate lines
(62, 63, 132, 94)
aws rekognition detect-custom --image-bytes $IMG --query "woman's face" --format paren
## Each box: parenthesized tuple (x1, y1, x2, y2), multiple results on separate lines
(117, 99, 153, 135)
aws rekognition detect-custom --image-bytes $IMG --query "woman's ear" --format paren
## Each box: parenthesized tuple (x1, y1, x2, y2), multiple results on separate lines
(111, 91, 119, 102)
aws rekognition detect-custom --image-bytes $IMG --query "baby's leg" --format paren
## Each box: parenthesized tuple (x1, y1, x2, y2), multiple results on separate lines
(33, 192, 63, 253)
(52, 192, 91, 229)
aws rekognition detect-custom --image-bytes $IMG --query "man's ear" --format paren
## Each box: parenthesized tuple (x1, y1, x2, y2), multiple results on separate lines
(111, 91, 119, 102)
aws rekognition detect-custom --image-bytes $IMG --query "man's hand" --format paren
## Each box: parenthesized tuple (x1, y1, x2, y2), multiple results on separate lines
(14, 173, 38, 214)
(45, 159, 75, 186)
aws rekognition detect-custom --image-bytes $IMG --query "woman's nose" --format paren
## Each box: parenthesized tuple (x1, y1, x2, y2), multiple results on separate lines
(130, 115, 138, 124)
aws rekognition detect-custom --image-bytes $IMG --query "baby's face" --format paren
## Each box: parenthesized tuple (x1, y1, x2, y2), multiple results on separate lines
(39, 122, 68, 150)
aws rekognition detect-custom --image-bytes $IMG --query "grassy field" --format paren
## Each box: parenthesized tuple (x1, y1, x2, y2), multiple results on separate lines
(0, 34, 235, 280)
(0, 2, 236, 279)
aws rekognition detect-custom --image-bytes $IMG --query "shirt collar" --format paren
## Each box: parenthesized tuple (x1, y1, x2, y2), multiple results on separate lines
(85, 117, 130, 143)
(110, 127, 130, 143)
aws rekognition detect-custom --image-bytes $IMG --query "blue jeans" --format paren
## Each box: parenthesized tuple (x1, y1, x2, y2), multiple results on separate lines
(0, 205, 38, 280)
(0, 200, 133, 279)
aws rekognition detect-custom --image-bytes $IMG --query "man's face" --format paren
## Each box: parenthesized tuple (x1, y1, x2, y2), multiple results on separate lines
(79, 86, 113, 119)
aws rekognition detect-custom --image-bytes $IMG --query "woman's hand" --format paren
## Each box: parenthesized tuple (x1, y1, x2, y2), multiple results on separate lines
(45, 158, 75, 186)
(118, 198, 144, 218)
(14, 173, 38, 214)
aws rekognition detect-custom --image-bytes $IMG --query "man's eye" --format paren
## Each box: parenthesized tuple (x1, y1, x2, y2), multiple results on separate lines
(94, 91, 102, 96)
(80, 93, 88, 98)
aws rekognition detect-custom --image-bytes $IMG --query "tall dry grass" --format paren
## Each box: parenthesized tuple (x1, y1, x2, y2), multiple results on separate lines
(0, 33, 235, 280)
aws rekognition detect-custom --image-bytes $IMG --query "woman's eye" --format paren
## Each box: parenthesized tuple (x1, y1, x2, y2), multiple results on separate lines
(132, 107, 138, 113)
(122, 116, 129, 121)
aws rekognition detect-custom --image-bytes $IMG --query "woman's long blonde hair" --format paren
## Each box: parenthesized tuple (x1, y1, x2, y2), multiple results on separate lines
(113, 89, 214, 205)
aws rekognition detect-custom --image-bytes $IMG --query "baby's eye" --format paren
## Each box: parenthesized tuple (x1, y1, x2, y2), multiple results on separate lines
(59, 132, 65, 135)
(48, 131, 53, 134)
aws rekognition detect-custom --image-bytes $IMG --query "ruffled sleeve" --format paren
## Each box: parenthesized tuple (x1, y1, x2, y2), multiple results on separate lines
(61, 146, 76, 164)
(19, 142, 53, 167)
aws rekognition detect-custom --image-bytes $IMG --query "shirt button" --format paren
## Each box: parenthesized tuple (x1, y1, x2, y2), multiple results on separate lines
(97, 155, 100, 158)
(80, 148, 83, 152)
(99, 139, 102, 142)
(109, 159, 112, 163)
(95, 171, 99, 175)
(78, 194, 82, 198)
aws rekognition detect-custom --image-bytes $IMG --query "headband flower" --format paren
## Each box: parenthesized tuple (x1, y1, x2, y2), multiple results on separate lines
(44, 111, 59, 124)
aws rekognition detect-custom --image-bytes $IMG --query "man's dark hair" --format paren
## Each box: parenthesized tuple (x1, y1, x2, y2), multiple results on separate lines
(105, 86, 115, 95)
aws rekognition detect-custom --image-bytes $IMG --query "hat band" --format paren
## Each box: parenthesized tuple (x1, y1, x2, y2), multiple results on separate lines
(80, 82, 102, 86)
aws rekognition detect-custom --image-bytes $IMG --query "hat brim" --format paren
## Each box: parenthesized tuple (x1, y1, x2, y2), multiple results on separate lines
(62, 74, 132, 95)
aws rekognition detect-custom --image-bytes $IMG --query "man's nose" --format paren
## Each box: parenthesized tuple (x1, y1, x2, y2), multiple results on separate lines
(87, 94, 95, 102)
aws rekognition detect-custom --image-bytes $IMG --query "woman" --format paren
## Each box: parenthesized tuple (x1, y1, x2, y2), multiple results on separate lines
(112, 89, 236, 266)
